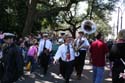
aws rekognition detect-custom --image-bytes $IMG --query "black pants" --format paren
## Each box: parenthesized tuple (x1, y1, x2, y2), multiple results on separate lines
(0, 62, 4, 81)
(60, 59, 74, 83)
(112, 66, 125, 83)
(40, 53, 50, 75)
(75, 50, 86, 77)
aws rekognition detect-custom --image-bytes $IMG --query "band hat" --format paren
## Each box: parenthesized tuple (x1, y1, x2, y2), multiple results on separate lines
(58, 38, 64, 43)
(60, 32, 65, 36)
(78, 29, 84, 33)
(63, 34, 72, 40)
(43, 33, 48, 37)
(3, 33, 15, 39)
(117, 29, 125, 40)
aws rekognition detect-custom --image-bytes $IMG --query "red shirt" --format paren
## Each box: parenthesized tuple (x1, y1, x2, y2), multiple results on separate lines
(90, 39, 109, 67)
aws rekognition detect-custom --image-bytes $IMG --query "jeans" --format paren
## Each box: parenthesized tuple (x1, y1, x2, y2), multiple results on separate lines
(93, 66, 104, 83)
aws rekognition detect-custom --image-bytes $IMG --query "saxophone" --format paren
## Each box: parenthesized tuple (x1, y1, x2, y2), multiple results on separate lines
(72, 38, 84, 56)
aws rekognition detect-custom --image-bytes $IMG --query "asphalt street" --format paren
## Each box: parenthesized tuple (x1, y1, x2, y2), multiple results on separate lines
(16, 59, 112, 83)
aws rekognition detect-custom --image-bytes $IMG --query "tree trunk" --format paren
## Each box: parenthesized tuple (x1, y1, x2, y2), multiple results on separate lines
(70, 27, 77, 39)
(72, 30, 76, 39)
(22, 0, 37, 36)
(89, 0, 95, 20)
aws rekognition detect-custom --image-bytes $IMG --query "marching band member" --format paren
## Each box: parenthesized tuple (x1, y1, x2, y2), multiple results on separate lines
(38, 33, 52, 75)
(74, 30, 90, 80)
(2, 33, 23, 83)
(53, 34, 75, 83)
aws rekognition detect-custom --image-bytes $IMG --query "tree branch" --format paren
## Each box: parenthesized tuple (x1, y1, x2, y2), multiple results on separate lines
(36, 0, 80, 19)
(76, 25, 81, 29)
(38, 0, 54, 7)
(63, 11, 74, 25)
(54, 28, 70, 31)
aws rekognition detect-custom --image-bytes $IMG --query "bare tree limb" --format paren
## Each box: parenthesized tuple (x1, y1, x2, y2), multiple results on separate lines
(63, 11, 73, 25)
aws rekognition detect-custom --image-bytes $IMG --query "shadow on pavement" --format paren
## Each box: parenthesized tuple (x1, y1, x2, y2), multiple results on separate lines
(16, 60, 112, 83)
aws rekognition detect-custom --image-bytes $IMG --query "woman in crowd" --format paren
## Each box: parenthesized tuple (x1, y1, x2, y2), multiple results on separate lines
(27, 39, 38, 73)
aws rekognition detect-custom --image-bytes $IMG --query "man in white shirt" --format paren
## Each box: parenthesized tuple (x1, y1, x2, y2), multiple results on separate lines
(74, 30, 90, 80)
(38, 33, 52, 75)
(53, 34, 75, 83)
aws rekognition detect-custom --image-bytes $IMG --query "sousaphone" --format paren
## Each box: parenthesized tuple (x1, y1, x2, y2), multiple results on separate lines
(81, 20, 96, 34)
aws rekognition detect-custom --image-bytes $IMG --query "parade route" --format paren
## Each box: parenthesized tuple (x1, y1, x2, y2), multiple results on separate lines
(16, 59, 112, 83)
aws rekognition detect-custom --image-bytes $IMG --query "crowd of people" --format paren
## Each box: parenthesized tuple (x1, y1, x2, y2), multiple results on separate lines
(0, 29, 125, 83)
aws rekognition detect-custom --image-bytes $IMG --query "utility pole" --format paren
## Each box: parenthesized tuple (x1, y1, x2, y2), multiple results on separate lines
(116, 7, 120, 35)
(119, 0, 124, 30)
(121, 15, 123, 30)
(118, 7, 123, 30)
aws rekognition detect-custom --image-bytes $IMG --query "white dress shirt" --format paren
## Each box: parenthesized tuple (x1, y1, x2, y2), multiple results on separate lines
(38, 39, 52, 56)
(75, 37, 90, 50)
(54, 43, 75, 62)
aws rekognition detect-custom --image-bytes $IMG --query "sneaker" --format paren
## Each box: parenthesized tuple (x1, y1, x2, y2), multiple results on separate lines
(58, 74, 62, 77)
(18, 76, 25, 81)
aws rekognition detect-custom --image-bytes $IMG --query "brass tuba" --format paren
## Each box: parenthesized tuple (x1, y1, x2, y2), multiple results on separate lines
(81, 20, 96, 34)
